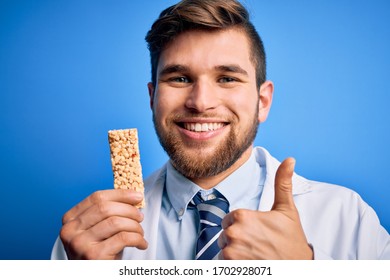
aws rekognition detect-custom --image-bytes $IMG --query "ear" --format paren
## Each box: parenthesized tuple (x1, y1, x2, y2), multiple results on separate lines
(257, 80, 274, 123)
(147, 82, 155, 110)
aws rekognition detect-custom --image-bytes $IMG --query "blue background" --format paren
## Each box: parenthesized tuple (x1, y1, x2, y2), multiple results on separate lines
(1, 0, 389, 259)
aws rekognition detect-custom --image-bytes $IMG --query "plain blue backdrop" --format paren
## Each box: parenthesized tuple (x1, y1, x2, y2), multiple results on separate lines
(1, 0, 389, 259)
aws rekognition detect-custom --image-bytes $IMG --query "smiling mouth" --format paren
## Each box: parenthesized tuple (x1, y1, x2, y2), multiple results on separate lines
(178, 122, 227, 132)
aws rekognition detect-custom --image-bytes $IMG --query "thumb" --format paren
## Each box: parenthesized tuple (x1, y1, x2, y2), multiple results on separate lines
(272, 157, 296, 212)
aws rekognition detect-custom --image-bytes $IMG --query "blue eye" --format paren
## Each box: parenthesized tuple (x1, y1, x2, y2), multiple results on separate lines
(171, 76, 190, 83)
(219, 77, 236, 83)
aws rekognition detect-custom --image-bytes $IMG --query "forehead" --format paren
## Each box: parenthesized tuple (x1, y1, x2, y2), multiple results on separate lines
(157, 27, 254, 75)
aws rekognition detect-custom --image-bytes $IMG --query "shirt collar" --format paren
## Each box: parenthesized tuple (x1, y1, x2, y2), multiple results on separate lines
(166, 162, 201, 220)
(214, 150, 264, 211)
(165, 149, 264, 220)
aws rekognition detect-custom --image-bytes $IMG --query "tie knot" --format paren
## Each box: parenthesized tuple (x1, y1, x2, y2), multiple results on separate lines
(191, 190, 229, 208)
(191, 190, 230, 226)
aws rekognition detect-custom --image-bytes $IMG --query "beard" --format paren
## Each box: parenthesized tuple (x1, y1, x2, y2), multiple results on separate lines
(152, 110, 259, 179)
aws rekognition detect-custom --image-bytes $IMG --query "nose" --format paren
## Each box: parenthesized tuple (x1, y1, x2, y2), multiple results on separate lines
(185, 80, 219, 112)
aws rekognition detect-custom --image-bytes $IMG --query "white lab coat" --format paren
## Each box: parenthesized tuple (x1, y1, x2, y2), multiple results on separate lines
(51, 147, 390, 259)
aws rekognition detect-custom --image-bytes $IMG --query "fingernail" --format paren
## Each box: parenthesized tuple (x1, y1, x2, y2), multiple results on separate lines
(133, 192, 144, 200)
(290, 158, 296, 169)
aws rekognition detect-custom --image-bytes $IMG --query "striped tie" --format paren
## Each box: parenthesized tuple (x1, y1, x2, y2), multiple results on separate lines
(191, 190, 230, 260)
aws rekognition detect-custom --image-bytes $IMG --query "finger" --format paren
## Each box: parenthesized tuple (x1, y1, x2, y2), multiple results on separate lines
(67, 231, 148, 259)
(87, 216, 145, 241)
(221, 211, 235, 230)
(70, 200, 144, 232)
(63, 189, 143, 224)
(100, 231, 149, 257)
(61, 215, 147, 259)
(272, 157, 296, 211)
(222, 208, 252, 229)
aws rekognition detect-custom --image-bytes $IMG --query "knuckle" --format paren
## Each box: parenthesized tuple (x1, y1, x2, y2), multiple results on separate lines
(96, 201, 111, 217)
(221, 247, 234, 260)
(115, 231, 144, 248)
(106, 216, 122, 229)
(59, 224, 71, 244)
(90, 190, 105, 204)
(279, 181, 292, 191)
(59, 219, 79, 244)
(62, 212, 71, 225)
(131, 222, 144, 236)
(116, 231, 131, 244)
(225, 227, 239, 241)
(132, 209, 143, 222)
(231, 209, 246, 221)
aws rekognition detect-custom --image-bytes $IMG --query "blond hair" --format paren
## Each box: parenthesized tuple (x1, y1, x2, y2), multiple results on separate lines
(145, 0, 266, 89)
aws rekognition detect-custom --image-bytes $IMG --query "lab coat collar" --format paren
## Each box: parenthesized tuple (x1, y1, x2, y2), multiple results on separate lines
(253, 147, 312, 211)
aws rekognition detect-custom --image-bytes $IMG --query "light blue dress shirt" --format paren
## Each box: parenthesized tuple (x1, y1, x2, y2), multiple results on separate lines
(156, 150, 266, 259)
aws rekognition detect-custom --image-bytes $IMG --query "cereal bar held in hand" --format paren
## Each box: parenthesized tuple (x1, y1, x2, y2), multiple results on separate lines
(108, 128, 145, 208)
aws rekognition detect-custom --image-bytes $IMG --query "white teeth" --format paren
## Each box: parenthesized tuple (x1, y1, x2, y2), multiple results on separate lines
(183, 122, 224, 132)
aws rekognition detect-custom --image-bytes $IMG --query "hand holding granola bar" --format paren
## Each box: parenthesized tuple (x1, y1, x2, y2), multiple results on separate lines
(59, 128, 147, 259)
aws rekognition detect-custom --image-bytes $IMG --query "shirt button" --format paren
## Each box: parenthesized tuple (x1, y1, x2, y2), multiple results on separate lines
(207, 194, 216, 200)
(178, 208, 184, 216)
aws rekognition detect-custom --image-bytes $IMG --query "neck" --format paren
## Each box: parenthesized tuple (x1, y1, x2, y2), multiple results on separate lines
(189, 146, 253, 190)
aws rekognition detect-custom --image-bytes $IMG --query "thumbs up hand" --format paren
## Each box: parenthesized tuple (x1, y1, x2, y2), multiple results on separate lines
(218, 158, 313, 260)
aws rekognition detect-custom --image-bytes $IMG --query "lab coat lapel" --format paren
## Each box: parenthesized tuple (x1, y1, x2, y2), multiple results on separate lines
(254, 147, 312, 211)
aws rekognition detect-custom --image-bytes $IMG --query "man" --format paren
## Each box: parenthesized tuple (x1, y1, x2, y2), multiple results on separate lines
(52, 0, 390, 260)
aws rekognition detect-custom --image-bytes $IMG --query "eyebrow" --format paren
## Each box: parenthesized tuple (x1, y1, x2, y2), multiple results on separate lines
(158, 64, 190, 77)
(158, 64, 249, 77)
(215, 65, 249, 76)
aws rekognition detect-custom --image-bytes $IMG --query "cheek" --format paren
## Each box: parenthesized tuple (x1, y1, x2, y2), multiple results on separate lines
(153, 91, 182, 121)
(228, 93, 259, 121)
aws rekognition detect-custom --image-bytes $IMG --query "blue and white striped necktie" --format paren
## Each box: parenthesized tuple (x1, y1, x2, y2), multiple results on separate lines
(191, 190, 230, 260)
